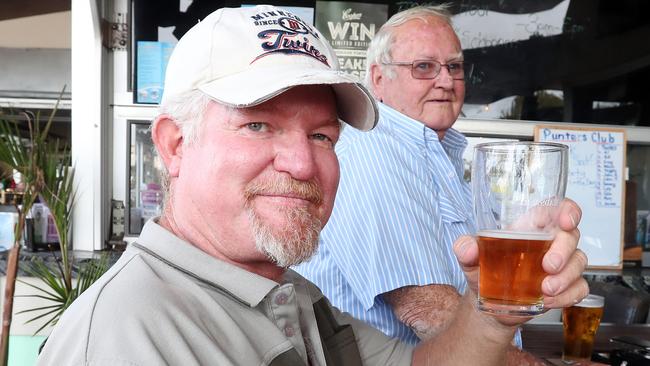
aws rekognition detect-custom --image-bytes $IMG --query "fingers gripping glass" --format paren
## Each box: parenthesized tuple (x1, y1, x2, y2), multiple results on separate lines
(382, 60, 473, 80)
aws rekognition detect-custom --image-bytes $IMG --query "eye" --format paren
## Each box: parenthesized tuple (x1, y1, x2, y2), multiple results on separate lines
(246, 122, 268, 132)
(310, 133, 336, 148)
(311, 133, 332, 142)
(448, 62, 464, 73)
(414, 61, 434, 71)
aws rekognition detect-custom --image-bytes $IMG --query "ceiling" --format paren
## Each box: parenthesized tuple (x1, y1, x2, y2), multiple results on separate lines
(0, 0, 70, 21)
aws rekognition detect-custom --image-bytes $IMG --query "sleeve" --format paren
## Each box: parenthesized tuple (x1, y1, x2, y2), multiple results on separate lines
(322, 133, 461, 310)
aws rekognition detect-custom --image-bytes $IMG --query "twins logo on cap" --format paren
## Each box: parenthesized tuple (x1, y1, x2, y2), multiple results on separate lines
(249, 11, 330, 66)
(160, 5, 377, 131)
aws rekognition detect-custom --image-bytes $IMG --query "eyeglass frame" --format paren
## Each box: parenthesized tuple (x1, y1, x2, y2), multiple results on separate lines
(381, 59, 474, 81)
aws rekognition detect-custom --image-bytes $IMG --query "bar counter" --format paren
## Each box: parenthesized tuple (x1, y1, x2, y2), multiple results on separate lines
(522, 322, 650, 364)
(0, 249, 122, 276)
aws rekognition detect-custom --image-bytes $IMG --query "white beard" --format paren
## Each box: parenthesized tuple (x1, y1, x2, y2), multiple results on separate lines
(248, 206, 322, 268)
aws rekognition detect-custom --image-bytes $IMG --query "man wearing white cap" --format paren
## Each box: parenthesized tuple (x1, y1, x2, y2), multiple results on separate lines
(37, 5, 587, 366)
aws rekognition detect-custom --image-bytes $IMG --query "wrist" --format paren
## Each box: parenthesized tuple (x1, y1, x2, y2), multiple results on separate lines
(460, 292, 518, 346)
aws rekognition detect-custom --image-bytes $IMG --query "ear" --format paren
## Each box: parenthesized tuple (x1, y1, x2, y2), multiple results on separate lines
(370, 63, 385, 100)
(151, 115, 183, 178)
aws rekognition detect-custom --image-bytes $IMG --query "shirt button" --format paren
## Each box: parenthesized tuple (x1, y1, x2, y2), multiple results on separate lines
(284, 326, 295, 337)
(275, 293, 288, 305)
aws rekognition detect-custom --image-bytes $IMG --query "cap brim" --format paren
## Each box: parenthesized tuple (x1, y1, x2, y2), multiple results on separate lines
(197, 67, 378, 131)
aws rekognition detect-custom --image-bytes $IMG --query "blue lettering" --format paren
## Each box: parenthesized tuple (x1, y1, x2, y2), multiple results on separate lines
(544, 130, 589, 142)
(256, 29, 329, 65)
(591, 131, 616, 144)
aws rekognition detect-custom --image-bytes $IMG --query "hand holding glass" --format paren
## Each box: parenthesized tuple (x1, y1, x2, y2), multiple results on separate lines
(472, 142, 568, 316)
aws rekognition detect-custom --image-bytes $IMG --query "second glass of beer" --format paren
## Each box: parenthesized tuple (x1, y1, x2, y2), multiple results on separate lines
(472, 142, 568, 316)
(562, 294, 605, 362)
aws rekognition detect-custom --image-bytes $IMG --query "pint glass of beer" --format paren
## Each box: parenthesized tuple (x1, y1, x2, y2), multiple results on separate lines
(472, 142, 568, 316)
(562, 294, 605, 361)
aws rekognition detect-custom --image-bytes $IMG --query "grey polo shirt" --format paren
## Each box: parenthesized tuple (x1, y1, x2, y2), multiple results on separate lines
(37, 220, 413, 366)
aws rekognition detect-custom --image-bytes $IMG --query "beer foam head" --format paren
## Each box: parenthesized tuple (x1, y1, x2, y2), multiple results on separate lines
(575, 294, 605, 308)
(477, 230, 553, 241)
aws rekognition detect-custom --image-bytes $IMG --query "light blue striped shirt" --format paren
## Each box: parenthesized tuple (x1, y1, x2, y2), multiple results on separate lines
(295, 102, 474, 345)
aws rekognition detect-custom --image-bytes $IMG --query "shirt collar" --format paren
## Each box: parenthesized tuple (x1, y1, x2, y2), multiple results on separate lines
(378, 102, 428, 146)
(378, 102, 467, 154)
(136, 219, 279, 308)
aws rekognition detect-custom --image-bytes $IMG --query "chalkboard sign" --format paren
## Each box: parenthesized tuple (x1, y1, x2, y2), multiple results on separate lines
(534, 125, 627, 269)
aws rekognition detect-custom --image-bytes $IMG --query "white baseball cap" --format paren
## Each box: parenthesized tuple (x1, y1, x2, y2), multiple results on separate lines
(161, 5, 378, 131)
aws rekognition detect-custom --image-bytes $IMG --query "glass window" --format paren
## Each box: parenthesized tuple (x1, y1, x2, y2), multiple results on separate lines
(627, 144, 650, 253)
(127, 121, 163, 235)
(450, 0, 650, 128)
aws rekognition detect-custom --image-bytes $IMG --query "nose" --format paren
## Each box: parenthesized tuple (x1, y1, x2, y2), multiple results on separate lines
(273, 133, 317, 181)
(435, 66, 454, 89)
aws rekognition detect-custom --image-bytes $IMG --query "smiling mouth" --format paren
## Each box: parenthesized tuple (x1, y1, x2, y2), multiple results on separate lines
(244, 178, 324, 206)
(251, 195, 317, 212)
(255, 193, 318, 207)
(260, 193, 311, 200)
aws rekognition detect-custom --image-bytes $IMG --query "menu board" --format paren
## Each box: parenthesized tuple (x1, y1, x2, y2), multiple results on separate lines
(136, 41, 175, 104)
(535, 125, 626, 269)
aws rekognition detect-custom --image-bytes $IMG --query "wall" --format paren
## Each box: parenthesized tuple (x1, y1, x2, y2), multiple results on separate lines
(0, 48, 71, 98)
(0, 11, 71, 49)
(0, 276, 57, 366)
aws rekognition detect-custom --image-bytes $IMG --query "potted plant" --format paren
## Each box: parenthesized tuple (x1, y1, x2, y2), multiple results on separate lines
(0, 98, 109, 365)
(15, 135, 109, 335)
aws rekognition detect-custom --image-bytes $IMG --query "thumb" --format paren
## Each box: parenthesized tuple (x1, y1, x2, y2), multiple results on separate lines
(454, 235, 478, 266)
(454, 235, 479, 293)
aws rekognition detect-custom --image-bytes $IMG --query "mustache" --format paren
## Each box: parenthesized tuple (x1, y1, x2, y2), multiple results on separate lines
(244, 177, 323, 206)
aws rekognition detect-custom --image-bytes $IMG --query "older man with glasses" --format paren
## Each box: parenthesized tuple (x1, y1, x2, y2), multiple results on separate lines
(295, 5, 559, 365)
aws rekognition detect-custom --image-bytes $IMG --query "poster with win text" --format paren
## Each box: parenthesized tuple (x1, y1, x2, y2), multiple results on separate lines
(315, 1, 388, 81)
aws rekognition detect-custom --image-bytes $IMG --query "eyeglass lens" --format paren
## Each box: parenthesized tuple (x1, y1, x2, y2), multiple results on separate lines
(411, 60, 469, 80)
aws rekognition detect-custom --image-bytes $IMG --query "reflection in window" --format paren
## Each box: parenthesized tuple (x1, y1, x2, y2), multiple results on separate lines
(465, 90, 565, 121)
(626, 145, 650, 255)
(455, 0, 650, 127)
(128, 122, 164, 235)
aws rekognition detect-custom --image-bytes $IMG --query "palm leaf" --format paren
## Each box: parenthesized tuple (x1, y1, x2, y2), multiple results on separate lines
(0, 115, 29, 172)
(75, 255, 110, 295)
(22, 308, 65, 336)
(18, 254, 110, 335)
(19, 260, 67, 299)
(17, 305, 62, 317)
(15, 282, 63, 302)
(39, 145, 76, 286)
(0, 88, 85, 363)
(14, 294, 64, 303)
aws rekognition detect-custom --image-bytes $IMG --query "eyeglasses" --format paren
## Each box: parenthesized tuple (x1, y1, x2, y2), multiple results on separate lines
(381, 60, 473, 80)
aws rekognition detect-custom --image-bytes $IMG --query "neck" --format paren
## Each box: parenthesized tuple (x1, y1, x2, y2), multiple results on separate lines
(158, 211, 287, 283)
(378, 100, 449, 140)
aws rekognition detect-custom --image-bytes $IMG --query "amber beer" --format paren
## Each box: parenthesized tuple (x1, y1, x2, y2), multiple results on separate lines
(562, 295, 605, 361)
(477, 230, 552, 315)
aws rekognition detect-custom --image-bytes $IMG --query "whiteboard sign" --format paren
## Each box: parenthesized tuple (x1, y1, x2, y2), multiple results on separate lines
(535, 125, 626, 269)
